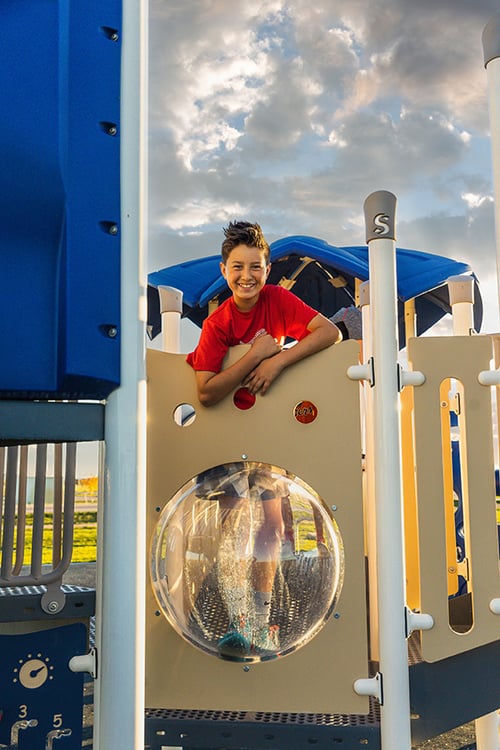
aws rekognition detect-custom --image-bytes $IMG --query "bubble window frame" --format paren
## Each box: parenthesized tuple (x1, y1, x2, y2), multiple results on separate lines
(150, 461, 345, 663)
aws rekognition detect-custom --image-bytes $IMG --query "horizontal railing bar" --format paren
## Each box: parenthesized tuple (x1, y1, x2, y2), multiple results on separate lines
(0, 401, 105, 444)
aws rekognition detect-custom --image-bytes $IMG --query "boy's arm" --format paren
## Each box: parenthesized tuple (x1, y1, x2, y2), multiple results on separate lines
(195, 333, 280, 407)
(242, 314, 340, 396)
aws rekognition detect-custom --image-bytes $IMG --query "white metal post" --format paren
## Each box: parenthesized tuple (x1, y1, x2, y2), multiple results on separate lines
(480, 24, 500, 747)
(483, 14, 500, 320)
(476, 711, 500, 750)
(448, 275, 475, 335)
(359, 282, 380, 662)
(93, 1, 148, 749)
(159, 285, 183, 353)
(364, 191, 412, 750)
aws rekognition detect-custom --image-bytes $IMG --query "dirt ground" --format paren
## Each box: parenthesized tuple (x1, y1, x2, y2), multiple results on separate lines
(415, 723, 476, 749)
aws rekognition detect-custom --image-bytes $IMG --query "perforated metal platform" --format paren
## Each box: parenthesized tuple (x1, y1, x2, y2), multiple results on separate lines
(144, 628, 500, 750)
(145, 699, 381, 750)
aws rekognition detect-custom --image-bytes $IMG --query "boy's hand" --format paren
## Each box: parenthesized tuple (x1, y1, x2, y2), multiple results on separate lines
(194, 334, 281, 407)
(243, 355, 284, 395)
(250, 333, 281, 360)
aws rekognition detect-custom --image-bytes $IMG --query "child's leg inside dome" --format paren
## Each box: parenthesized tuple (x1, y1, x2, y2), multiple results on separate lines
(250, 469, 285, 644)
(280, 493, 295, 557)
(217, 465, 285, 655)
(217, 493, 252, 625)
(216, 491, 254, 656)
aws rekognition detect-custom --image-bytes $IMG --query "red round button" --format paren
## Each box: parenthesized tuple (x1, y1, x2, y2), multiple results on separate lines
(233, 387, 256, 410)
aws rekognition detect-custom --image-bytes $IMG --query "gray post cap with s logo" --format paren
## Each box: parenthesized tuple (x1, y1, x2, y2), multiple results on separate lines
(363, 190, 397, 243)
(483, 14, 500, 67)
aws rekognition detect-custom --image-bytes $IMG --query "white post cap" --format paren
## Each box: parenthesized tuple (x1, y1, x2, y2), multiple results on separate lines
(363, 190, 397, 243)
(483, 15, 500, 67)
(447, 275, 474, 306)
(158, 285, 183, 314)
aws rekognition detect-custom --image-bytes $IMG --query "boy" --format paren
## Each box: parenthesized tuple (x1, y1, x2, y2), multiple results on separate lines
(187, 222, 340, 404)
(187, 221, 340, 657)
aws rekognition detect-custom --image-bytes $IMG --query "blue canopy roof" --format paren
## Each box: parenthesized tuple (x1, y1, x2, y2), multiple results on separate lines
(148, 235, 482, 346)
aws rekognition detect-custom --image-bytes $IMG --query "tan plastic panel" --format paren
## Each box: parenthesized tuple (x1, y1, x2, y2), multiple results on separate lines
(145, 342, 369, 714)
(408, 335, 500, 662)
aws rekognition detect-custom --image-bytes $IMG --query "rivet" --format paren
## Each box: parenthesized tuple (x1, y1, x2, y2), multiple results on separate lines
(241, 454, 248, 460)
(108, 125, 117, 136)
(243, 665, 250, 672)
(109, 224, 119, 235)
(334, 612, 341, 619)
(331, 505, 337, 512)
(155, 610, 161, 617)
(110, 32, 119, 41)
(107, 326, 118, 338)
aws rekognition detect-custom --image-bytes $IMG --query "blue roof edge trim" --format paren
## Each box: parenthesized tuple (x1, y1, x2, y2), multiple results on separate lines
(148, 235, 474, 308)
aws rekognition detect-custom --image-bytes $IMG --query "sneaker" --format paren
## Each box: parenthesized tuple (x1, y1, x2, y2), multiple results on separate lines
(218, 617, 252, 658)
(252, 624, 280, 654)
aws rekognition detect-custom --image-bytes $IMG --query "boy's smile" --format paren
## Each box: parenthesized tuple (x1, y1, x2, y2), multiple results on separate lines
(220, 244, 271, 311)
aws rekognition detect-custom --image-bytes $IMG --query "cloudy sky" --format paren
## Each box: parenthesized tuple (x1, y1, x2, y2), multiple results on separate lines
(148, 0, 500, 346)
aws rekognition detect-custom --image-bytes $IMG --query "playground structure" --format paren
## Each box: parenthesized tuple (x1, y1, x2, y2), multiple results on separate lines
(3, 5, 500, 750)
(143, 194, 500, 750)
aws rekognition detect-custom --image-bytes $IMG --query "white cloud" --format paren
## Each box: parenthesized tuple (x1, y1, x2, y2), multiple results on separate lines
(148, 0, 500, 331)
(462, 192, 493, 208)
(158, 199, 248, 231)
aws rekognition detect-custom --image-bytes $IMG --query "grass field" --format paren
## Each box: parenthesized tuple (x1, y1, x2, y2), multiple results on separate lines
(67, 511, 97, 562)
(18, 510, 97, 564)
(21, 509, 323, 565)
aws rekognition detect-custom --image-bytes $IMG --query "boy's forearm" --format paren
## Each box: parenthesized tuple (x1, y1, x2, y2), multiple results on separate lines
(196, 348, 267, 406)
(197, 319, 339, 405)
(198, 369, 244, 406)
(242, 321, 339, 396)
(274, 322, 340, 370)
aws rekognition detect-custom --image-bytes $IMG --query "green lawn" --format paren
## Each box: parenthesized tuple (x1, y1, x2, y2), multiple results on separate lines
(17, 511, 97, 564)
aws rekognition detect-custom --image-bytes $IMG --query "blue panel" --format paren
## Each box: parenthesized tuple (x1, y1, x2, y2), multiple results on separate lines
(0, 623, 87, 749)
(0, 1, 121, 399)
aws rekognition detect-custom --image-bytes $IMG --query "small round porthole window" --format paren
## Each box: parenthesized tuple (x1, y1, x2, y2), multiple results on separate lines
(150, 461, 344, 663)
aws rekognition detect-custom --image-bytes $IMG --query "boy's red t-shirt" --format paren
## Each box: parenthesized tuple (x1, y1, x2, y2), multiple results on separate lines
(186, 285, 318, 373)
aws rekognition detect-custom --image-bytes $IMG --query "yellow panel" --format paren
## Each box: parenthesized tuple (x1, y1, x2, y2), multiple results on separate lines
(408, 335, 500, 662)
(145, 342, 369, 714)
(400, 384, 421, 610)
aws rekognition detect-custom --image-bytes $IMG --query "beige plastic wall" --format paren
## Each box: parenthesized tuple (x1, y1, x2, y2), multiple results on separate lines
(408, 335, 500, 662)
(145, 342, 369, 714)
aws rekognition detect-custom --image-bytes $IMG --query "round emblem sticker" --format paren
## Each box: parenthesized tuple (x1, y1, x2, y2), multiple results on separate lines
(294, 400, 318, 424)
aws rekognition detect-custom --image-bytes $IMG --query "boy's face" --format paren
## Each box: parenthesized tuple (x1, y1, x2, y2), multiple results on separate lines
(220, 244, 271, 311)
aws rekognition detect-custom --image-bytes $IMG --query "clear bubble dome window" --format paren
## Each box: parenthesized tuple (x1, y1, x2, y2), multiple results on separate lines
(150, 461, 344, 664)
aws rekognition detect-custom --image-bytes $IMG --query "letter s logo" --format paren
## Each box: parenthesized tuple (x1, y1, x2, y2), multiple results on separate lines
(373, 213, 390, 236)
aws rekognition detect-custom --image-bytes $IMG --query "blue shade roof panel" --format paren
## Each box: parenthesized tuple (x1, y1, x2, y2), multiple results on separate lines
(148, 235, 482, 347)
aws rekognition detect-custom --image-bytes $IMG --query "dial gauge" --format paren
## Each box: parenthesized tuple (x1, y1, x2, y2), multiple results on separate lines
(14, 654, 53, 689)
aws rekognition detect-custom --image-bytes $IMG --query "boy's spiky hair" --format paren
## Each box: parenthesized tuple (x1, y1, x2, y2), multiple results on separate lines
(221, 221, 270, 263)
